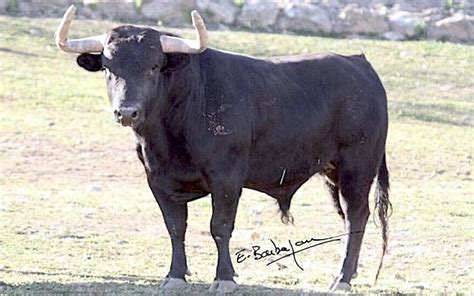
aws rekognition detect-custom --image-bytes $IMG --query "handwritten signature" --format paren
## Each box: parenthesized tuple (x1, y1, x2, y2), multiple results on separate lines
(235, 232, 359, 270)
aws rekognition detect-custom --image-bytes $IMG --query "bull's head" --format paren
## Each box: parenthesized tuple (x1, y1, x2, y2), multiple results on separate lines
(55, 5, 208, 128)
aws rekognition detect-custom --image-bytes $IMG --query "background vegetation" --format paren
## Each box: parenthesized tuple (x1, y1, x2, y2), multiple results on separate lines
(0, 15, 472, 294)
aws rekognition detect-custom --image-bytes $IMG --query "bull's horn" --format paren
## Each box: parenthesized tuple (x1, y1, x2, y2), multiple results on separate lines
(55, 5, 105, 53)
(160, 10, 208, 54)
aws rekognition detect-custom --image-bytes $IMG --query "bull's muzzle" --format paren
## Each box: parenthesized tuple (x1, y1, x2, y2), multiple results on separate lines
(114, 106, 141, 127)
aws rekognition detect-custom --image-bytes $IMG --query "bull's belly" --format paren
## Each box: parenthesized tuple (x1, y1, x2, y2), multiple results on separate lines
(243, 143, 335, 198)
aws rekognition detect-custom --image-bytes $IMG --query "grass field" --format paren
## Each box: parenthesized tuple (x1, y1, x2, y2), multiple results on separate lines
(0, 15, 473, 294)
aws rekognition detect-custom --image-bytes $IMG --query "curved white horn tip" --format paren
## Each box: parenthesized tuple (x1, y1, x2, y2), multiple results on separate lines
(191, 10, 203, 25)
(65, 5, 77, 19)
(55, 5, 77, 50)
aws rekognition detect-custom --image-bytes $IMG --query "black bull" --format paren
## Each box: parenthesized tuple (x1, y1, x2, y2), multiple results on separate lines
(70, 25, 390, 292)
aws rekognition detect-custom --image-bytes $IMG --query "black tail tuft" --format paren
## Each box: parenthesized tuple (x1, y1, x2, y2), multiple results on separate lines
(373, 153, 391, 285)
(278, 198, 294, 225)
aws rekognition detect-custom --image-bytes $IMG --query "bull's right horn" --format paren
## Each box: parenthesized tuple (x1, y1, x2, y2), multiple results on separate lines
(160, 10, 208, 54)
(55, 5, 105, 53)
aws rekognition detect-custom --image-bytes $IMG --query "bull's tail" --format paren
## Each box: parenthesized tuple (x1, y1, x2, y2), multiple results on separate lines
(373, 153, 391, 285)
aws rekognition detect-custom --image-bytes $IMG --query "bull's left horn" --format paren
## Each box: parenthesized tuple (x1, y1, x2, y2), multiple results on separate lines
(160, 10, 208, 54)
(55, 5, 105, 53)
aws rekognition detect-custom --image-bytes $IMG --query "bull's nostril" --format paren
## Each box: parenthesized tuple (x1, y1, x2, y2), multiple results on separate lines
(114, 107, 140, 126)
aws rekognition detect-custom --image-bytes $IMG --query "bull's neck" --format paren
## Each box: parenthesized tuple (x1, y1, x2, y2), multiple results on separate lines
(135, 54, 204, 141)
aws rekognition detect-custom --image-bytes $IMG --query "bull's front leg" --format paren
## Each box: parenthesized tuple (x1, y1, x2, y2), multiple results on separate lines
(150, 185, 190, 289)
(208, 178, 242, 293)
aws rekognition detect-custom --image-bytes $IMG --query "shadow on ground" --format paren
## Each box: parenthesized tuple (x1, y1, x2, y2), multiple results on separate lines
(0, 269, 337, 295)
(0, 47, 54, 58)
(0, 281, 332, 295)
(389, 101, 473, 126)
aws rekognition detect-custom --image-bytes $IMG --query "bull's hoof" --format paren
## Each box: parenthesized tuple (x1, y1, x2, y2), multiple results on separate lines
(329, 281, 352, 292)
(160, 277, 188, 289)
(208, 280, 237, 294)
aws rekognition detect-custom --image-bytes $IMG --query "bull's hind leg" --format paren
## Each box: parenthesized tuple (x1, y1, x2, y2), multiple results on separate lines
(208, 176, 242, 293)
(324, 166, 344, 221)
(325, 167, 361, 280)
(329, 149, 376, 292)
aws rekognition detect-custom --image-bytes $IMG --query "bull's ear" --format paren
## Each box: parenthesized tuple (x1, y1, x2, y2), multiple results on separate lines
(77, 54, 103, 72)
(161, 53, 190, 73)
